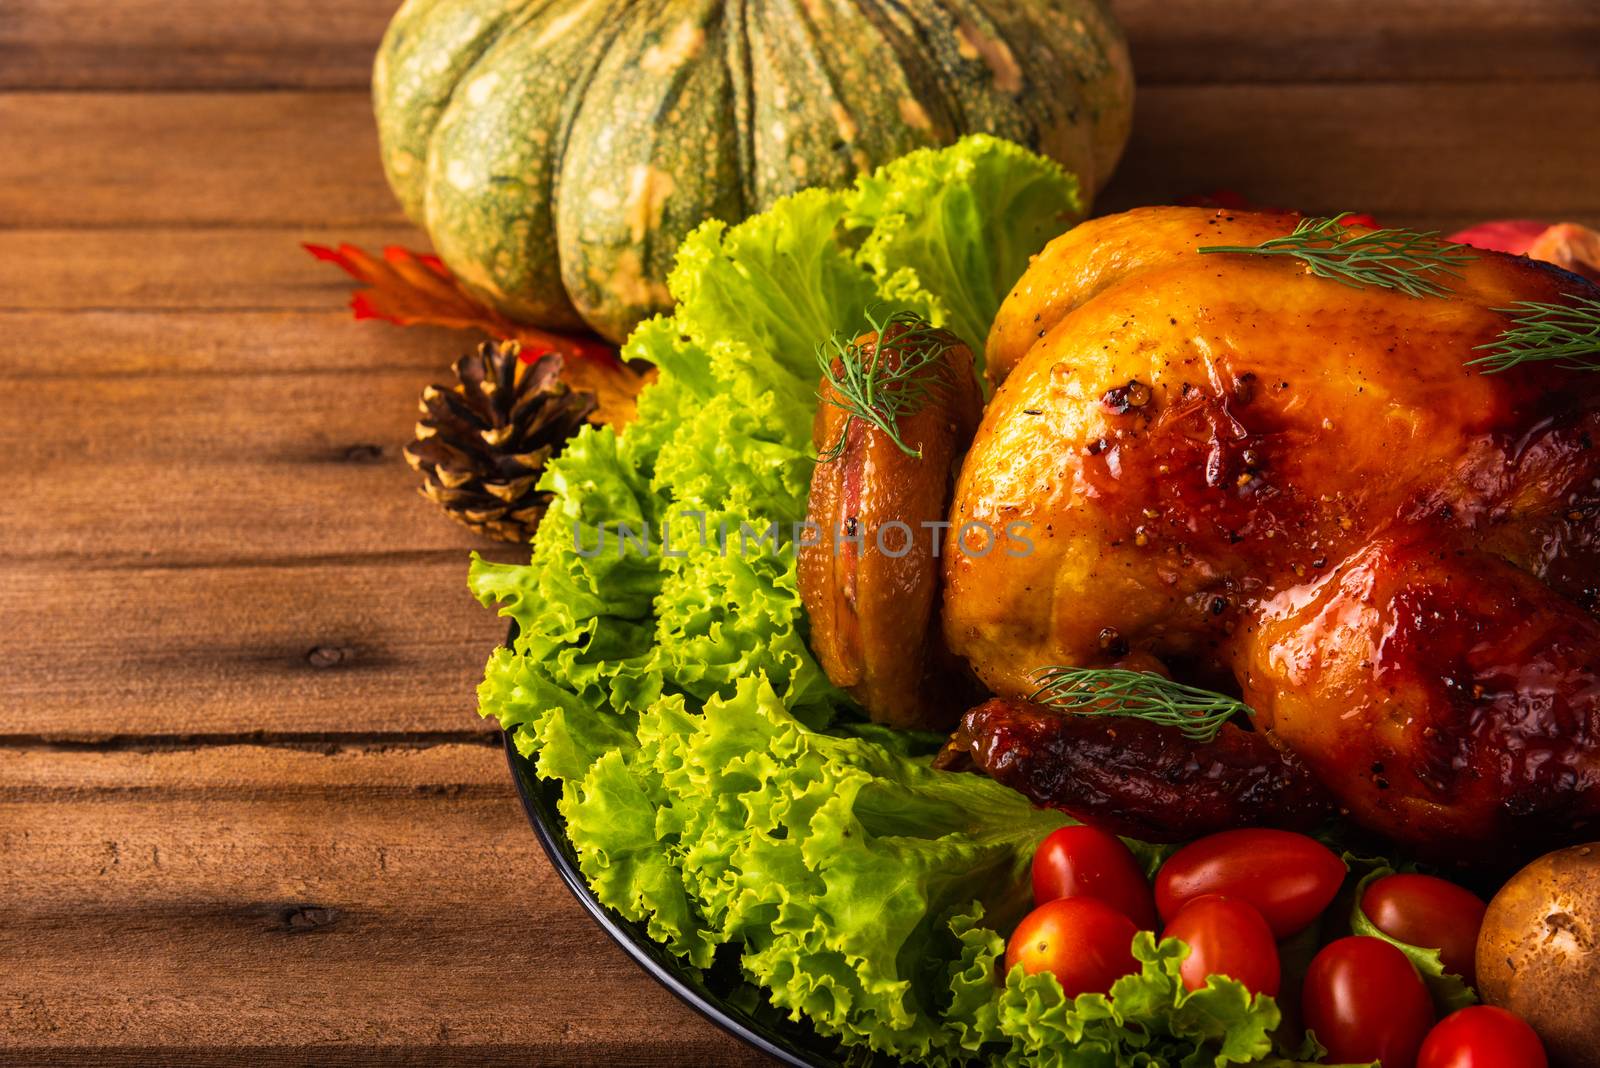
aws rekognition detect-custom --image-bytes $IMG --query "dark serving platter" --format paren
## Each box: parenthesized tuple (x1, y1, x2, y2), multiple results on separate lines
(503, 734, 818, 1064)
(500, 616, 874, 1065)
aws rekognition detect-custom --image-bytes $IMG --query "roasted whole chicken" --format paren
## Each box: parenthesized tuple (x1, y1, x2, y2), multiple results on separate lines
(801, 206, 1600, 863)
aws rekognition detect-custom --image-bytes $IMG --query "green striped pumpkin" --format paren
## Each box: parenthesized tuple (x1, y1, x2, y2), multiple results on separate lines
(373, 0, 1132, 343)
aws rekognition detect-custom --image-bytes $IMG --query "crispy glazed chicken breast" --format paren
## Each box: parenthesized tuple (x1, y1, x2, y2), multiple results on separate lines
(943, 207, 1600, 859)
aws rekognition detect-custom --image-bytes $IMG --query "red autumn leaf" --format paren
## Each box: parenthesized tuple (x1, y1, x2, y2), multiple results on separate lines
(308, 242, 653, 425)
(1445, 220, 1549, 255)
(308, 242, 499, 328)
(1449, 220, 1600, 283)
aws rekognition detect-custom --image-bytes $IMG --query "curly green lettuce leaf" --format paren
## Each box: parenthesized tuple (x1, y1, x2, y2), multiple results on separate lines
(637, 676, 1068, 1059)
(1350, 865, 1478, 1013)
(477, 424, 662, 650)
(476, 645, 635, 781)
(563, 736, 721, 967)
(651, 511, 837, 724)
(849, 133, 1082, 354)
(649, 389, 811, 519)
(946, 920, 1286, 1068)
(472, 135, 1149, 1064)
(667, 187, 879, 396)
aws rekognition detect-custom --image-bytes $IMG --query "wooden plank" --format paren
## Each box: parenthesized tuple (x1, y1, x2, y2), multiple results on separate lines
(0, 744, 762, 1065)
(7, 457, 489, 566)
(0, 226, 422, 310)
(1, 363, 510, 563)
(0, 309, 463, 376)
(0, 92, 401, 228)
(2, 0, 1598, 89)
(0, 0, 397, 91)
(7, 84, 1600, 239)
(1116, 0, 1600, 84)
(1099, 81, 1600, 228)
(0, 739, 509, 795)
(0, 307, 527, 566)
(0, 556, 517, 740)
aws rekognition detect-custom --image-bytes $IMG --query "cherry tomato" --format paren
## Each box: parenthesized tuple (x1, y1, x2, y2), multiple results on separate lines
(1362, 873, 1487, 986)
(1161, 895, 1280, 997)
(1303, 936, 1435, 1068)
(1418, 1006, 1548, 1068)
(1155, 828, 1344, 938)
(1032, 825, 1159, 928)
(1005, 897, 1139, 998)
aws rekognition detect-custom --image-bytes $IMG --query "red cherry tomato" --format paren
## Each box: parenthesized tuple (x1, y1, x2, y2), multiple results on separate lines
(1303, 936, 1435, 1068)
(1032, 825, 1159, 928)
(1418, 1006, 1548, 1068)
(1362, 873, 1487, 986)
(1161, 895, 1280, 997)
(1155, 828, 1345, 938)
(1005, 897, 1139, 998)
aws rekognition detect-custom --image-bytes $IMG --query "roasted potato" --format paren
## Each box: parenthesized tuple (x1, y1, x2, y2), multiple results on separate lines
(1476, 841, 1600, 1067)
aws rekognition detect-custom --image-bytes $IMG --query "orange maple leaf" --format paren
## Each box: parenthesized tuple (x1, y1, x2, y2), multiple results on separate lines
(307, 243, 652, 425)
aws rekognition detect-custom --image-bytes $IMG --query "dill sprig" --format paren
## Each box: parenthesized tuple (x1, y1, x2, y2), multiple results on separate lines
(1028, 666, 1253, 744)
(1467, 294, 1600, 373)
(1198, 213, 1476, 299)
(816, 308, 956, 461)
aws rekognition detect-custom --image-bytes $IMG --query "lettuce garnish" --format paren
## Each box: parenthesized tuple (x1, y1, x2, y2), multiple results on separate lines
(1349, 864, 1478, 1015)
(471, 135, 1307, 1063)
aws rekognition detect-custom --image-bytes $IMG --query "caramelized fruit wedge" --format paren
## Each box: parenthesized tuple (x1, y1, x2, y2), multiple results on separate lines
(798, 322, 982, 728)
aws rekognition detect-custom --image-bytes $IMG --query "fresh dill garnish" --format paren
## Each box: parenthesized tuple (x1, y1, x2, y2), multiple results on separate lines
(1198, 213, 1476, 299)
(1467, 294, 1600, 373)
(815, 308, 956, 461)
(1028, 666, 1253, 744)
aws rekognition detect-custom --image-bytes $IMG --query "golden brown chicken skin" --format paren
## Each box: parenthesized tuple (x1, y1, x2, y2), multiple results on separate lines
(944, 206, 1600, 860)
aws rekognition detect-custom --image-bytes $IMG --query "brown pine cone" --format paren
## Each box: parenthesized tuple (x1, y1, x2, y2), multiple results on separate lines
(404, 341, 597, 542)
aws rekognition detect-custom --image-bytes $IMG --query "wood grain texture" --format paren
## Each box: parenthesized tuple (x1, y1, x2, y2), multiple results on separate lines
(1, 556, 519, 740)
(3, 0, 1598, 89)
(1116, 0, 1600, 84)
(3, 323, 486, 633)
(3, 362, 497, 563)
(1100, 81, 1600, 227)
(0, 744, 760, 1066)
(0, 0, 397, 90)
(1102, 81, 1600, 228)
(0, 309, 463, 376)
(0, 227, 421, 309)
(0, 92, 401, 228)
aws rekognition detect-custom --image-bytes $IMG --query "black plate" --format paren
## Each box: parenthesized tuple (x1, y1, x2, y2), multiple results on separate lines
(500, 635, 867, 1066)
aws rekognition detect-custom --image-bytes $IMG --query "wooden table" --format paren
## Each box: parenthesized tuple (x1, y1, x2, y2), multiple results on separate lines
(3, 2, 1597, 1063)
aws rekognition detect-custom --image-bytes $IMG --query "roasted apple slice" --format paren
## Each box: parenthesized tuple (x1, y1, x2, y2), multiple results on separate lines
(798, 315, 983, 729)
